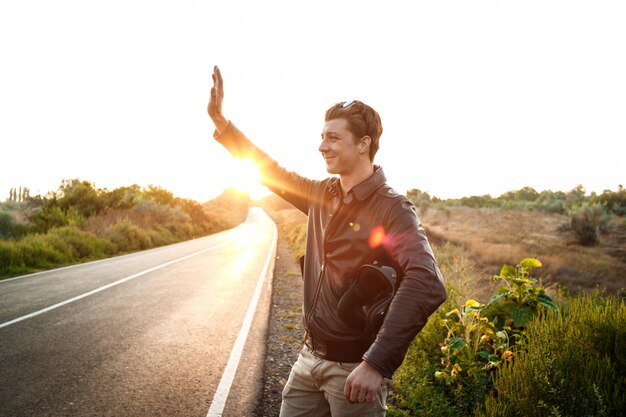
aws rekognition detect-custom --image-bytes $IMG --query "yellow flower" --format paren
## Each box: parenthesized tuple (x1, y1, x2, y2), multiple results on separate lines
(502, 350, 514, 363)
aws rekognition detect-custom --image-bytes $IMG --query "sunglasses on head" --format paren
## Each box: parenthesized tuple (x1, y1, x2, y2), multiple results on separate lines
(341, 100, 358, 108)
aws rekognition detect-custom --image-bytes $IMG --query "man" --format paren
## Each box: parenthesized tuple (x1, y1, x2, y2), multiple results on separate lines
(208, 66, 446, 417)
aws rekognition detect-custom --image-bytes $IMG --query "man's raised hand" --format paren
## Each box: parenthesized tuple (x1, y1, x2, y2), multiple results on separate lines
(208, 65, 228, 134)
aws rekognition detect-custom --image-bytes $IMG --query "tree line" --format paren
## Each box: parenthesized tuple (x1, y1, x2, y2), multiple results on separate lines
(407, 184, 626, 246)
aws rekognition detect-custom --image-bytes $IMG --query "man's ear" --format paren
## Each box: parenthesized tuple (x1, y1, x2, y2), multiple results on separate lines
(360, 136, 371, 154)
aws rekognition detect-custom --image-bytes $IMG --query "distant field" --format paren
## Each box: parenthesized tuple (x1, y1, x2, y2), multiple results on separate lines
(424, 206, 626, 296)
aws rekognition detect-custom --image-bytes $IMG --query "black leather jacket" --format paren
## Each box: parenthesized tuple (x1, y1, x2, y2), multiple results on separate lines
(214, 122, 446, 378)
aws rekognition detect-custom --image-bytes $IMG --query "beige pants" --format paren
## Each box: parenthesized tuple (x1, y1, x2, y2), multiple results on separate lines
(279, 347, 390, 417)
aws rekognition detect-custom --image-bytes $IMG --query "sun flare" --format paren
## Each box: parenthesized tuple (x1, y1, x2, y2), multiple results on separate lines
(229, 158, 270, 200)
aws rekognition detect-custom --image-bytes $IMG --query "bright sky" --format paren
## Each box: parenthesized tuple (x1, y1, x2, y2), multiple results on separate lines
(1, 0, 624, 202)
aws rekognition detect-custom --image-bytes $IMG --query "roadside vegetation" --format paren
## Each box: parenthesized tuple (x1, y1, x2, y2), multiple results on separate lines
(0, 180, 249, 279)
(259, 184, 626, 417)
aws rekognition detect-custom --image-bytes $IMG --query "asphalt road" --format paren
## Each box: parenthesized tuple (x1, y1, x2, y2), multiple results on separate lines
(0, 207, 277, 417)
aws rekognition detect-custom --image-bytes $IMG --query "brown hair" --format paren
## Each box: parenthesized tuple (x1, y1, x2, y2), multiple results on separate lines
(324, 100, 383, 162)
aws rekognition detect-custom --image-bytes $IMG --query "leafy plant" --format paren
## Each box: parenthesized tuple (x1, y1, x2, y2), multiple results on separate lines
(422, 258, 557, 414)
(434, 299, 511, 414)
(485, 258, 557, 332)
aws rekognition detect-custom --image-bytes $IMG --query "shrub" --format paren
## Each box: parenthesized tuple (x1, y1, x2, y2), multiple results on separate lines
(16, 233, 74, 268)
(0, 240, 24, 274)
(537, 199, 566, 214)
(104, 220, 152, 252)
(567, 203, 610, 246)
(0, 227, 115, 277)
(30, 205, 84, 233)
(56, 179, 105, 217)
(131, 200, 190, 225)
(478, 296, 626, 417)
(48, 226, 114, 258)
(0, 210, 16, 239)
(145, 226, 177, 247)
(593, 186, 626, 216)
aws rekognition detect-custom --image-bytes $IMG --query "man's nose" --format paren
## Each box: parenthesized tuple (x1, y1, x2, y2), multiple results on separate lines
(319, 139, 329, 153)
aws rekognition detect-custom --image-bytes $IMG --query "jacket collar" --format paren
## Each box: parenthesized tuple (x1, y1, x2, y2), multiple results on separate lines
(326, 166, 387, 201)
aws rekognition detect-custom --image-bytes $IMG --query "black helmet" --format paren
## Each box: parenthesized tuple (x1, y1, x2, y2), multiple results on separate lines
(337, 264, 398, 335)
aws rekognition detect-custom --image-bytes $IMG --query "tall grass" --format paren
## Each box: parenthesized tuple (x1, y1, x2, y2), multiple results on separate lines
(477, 296, 626, 417)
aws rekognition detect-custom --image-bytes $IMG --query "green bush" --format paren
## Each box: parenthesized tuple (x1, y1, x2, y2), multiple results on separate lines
(593, 186, 626, 216)
(131, 199, 190, 225)
(0, 240, 24, 274)
(16, 233, 74, 268)
(104, 220, 152, 252)
(48, 226, 114, 258)
(478, 296, 626, 417)
(0, 210, 16, 239)
(567, 203, 610, 246)
(537, 199, 566, 214)
(30, 205, 85, 233)
(145, 226, 177, 247)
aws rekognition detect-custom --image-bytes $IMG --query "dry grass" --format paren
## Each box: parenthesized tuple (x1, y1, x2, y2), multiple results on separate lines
(266, 207, 307, 260)
(424, 207, 626, 294)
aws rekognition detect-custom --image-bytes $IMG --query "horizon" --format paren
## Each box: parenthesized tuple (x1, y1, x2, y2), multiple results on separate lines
(3, 178, 622, 205)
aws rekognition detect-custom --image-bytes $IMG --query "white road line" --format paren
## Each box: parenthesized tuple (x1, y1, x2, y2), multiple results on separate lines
(0, 239, 234, 330)
(206, 216, 278, 417)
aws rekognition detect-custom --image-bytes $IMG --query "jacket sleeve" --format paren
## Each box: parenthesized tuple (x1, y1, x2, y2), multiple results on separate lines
(213, 121, 314, 214)
(362, 198, 446, 378)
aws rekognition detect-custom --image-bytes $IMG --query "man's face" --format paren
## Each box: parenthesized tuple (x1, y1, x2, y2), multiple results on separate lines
(319, 118, 362, 176)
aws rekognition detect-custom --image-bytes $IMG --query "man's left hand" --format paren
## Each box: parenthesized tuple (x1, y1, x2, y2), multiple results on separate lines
(343, 361, 384, 403)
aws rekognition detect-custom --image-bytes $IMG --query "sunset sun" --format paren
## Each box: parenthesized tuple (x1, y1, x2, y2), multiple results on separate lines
(229, 158, 270, 199)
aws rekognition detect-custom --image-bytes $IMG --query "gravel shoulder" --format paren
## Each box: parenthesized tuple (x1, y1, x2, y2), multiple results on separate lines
(253, 231, 304, 417)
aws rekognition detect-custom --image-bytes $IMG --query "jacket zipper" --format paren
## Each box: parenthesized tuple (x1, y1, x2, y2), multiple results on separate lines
(304, 198, 344, 349)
